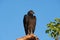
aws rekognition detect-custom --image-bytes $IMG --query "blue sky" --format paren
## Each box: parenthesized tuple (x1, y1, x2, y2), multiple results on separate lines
(0, 0, 60, 40)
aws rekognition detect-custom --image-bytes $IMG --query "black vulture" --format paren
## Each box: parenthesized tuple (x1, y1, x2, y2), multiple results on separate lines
(23, 10, 36, 35)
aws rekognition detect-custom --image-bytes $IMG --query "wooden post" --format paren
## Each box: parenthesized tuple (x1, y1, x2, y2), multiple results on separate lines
(16, 34, 39, 40)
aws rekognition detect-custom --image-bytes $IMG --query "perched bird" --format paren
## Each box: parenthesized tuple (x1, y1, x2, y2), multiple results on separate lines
(23, 10, 36, 35)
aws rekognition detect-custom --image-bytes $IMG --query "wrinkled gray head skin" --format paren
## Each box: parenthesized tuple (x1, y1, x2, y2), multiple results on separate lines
(28, 10, 34, 15)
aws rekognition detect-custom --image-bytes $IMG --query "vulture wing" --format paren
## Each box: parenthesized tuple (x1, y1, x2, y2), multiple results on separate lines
(23, 15, 28, 35)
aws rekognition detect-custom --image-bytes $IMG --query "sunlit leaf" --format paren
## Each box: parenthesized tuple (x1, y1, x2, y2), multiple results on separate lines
(45, 18, 60, 39)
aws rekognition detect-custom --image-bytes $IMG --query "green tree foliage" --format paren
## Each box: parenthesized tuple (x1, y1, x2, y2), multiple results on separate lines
(45, 18, 60, 40)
